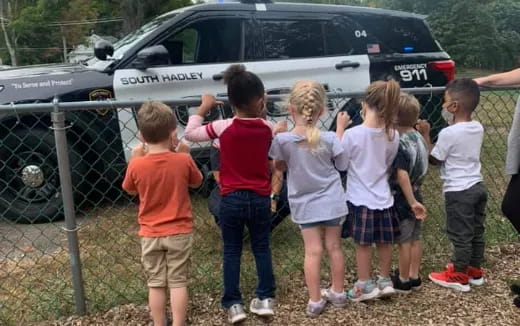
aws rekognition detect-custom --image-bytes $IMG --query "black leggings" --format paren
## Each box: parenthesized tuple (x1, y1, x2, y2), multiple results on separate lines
(502, 174, 520, 234)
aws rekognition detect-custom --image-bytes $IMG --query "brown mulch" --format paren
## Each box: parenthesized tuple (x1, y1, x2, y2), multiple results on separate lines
(36, 243, 520, 326)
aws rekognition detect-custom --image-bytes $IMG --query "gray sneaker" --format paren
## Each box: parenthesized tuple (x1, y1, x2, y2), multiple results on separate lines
(228, 304, 247, 324)
(306, 299, 327, 317)
(249, 298, 275, 317)
(347, 280, 381, 302)
(321, 288, 347, 308)
(377, 276, 396, 298)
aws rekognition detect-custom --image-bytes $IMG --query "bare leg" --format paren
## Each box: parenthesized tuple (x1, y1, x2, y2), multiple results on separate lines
(409, 241, 422, 279)
(398, 242, 412, 280)
(149, 287, 167, 326)
(356, 245, 372, 281)
(324, 226, 345, 293)
(376, 244, 392, 278)
(301, 227, 323, 302)
(170, 287, 188, 326)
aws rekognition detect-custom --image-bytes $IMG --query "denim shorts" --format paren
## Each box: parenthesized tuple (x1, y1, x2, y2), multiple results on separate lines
(299, 216, 345, 230)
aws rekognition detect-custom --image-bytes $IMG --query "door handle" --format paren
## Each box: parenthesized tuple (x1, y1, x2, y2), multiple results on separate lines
(335, 61, 360, 70)
(212, 73, 223, 81)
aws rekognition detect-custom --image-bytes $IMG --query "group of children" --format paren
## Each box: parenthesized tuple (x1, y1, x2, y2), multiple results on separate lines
(122, 64, 488, 325)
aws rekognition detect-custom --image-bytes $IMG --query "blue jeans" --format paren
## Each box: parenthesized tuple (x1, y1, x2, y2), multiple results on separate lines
(220, 190, 276, 308)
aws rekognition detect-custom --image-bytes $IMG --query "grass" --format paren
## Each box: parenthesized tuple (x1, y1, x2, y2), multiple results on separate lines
(0, 90, 518, 325)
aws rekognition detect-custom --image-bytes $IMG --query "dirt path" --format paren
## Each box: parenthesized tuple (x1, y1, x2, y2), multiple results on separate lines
(35, 243, 520, 326)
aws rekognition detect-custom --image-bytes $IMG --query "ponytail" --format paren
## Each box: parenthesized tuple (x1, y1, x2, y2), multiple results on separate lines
(364, 80, 400, 140)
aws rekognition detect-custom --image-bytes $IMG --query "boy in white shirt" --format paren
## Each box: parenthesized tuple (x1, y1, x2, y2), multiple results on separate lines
(417, 78, 487, 292)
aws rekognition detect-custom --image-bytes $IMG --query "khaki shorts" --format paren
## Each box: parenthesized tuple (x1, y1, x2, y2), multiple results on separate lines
(141, 233, 193, 288)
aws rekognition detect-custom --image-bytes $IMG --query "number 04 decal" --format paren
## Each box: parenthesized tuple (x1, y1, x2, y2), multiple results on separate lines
(400, 69, 428, 82)
(354, 30, 367, 38)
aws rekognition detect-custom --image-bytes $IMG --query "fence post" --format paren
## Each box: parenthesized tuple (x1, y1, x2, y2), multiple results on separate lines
(51, 98, 87, 316)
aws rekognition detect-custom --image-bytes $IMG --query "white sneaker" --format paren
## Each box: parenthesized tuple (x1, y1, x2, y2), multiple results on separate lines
(377, 277, 396, 298)
(249, 298, 275, 317)
(228, 304, 247, 324)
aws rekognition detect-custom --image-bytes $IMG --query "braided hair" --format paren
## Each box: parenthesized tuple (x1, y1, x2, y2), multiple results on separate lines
(288, 81, 326, 150)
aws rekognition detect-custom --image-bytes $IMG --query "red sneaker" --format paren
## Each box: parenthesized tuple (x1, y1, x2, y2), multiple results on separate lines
(466, 266, 485, 286)
(446, 263, 485, 286)
(429, 268, 470, 292)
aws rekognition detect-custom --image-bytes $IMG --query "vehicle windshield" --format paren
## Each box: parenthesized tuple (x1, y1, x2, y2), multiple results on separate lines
(85, 13, 176, 71)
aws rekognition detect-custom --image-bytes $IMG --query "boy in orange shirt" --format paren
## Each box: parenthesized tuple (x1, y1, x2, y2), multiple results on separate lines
(122, 101, 203, 326)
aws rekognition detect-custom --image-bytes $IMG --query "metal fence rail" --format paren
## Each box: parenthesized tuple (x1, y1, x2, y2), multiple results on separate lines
(0, 87, 517, 324)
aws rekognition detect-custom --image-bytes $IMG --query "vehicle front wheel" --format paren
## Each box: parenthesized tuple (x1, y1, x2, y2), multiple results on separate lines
(0, 127, 87, 223)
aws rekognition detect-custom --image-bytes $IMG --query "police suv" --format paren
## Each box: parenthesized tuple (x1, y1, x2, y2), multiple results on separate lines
(0, 1, 454, 223)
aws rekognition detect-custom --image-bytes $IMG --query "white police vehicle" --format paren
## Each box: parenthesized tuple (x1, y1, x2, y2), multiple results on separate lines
(0, 0, 454, 223)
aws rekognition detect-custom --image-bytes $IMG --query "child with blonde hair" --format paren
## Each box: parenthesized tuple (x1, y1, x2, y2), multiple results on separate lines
(391, 93, 428, 293)
(337, 80, 401, 301)
(270, 81, 350, 316)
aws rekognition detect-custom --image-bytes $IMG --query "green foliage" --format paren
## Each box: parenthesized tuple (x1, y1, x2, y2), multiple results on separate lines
(379, 0, 520, 70)
(1, 0, 192, 66)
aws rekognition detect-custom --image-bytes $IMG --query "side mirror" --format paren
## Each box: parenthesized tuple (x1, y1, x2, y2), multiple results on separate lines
(132, 45, 171, 70)
(94, 40, 114, 61)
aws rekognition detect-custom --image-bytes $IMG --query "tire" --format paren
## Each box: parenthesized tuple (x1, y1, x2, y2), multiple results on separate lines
(0, 127, 88, 223)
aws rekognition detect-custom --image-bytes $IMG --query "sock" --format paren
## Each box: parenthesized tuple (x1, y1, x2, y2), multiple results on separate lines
(309, 298, 325, 306)
(399, 277, 410, 283)
(330, 288, 345, 297)
(378, 275, 391, 281)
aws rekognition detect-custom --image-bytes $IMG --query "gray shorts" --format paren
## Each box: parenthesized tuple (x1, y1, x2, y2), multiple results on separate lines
(299, 216, 345, 230)
(398, 218, 422, 243)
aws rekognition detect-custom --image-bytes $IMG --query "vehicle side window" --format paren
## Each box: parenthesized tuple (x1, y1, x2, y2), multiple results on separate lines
(261, 20, 325, 59)
(160, 18, 243, 64)
(324, 21, 354, 56)
(168, 28, 198, 64)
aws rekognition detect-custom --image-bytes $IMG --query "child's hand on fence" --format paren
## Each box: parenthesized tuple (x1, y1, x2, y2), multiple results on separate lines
(273, 120, 288, 135)
(336, 112, 352, 130)
(415, 119, 431, 136)
(411, 201, 427, 220)
(198, 94, 224, 116)
(131, 143, 147, 159)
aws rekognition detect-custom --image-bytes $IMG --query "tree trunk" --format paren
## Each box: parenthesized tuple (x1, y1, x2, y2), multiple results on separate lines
(0, 1, 17, 66)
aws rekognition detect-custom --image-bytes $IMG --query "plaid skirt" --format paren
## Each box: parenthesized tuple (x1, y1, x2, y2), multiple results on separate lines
(341, 202, 400, 245)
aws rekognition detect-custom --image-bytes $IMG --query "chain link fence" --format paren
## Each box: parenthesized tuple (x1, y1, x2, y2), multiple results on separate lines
(0, 87, 517, 324)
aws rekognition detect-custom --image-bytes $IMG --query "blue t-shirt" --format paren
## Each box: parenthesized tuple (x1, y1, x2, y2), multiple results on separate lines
(269, 131, 348, 224)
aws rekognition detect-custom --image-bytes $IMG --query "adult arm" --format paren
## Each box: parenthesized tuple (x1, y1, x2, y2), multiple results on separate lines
(475, 68, 520, 87)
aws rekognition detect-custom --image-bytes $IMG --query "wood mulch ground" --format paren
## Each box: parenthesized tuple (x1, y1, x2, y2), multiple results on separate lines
(36, 242, 520, 326)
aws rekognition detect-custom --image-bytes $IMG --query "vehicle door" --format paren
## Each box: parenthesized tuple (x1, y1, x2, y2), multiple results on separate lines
(113, 11, 256, 159)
